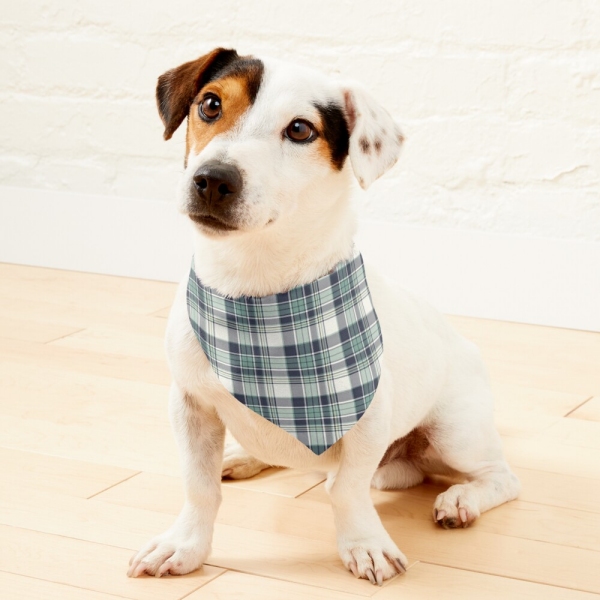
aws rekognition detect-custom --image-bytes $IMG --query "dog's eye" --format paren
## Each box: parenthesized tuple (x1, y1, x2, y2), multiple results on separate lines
(284, 119, 315, 143)
(199, 94, 222, 121)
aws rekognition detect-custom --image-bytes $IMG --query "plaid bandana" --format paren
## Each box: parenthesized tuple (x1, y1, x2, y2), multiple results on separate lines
(187, 251, 383, 455)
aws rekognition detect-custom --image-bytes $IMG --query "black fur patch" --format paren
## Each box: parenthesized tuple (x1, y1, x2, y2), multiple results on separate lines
(207, 57, 264, 103)
(314, 102, 350, 170)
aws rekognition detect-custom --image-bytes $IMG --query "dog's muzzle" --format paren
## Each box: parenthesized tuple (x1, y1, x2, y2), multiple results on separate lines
(188, 160, 243, 231)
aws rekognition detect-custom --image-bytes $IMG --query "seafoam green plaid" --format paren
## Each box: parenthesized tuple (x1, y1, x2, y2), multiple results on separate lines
(187, 251, 383, 455)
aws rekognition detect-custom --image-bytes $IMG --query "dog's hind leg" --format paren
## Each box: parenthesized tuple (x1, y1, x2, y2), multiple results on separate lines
(221, 439, 271, 479)
(370, 428, 428, 490)
(430, 389, 520, 529)
(371, 459, 424, 490)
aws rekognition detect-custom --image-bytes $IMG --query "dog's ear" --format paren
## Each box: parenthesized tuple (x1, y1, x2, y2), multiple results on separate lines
(156, 48, 239, 140)
(341, 82, 404, 189)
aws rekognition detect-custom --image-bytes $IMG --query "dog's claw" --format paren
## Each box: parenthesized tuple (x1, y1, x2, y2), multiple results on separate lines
(375, 569, 384, 586)
(435, 509, 446, 522)
(394, 558, 406, 574)
(349, 560, 359, 577)
(366, 568, 376, 585)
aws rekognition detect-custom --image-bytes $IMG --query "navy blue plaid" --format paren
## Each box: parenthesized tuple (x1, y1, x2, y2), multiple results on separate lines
(187, 251, 383, 455)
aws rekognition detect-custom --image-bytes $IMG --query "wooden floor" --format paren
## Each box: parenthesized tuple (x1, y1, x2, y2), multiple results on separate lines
(1, 262, 599, 600)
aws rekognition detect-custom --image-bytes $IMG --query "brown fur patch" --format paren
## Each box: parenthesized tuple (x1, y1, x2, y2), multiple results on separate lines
(359, 137, 371, 154)
(378, 428, 430, 468)
(374, 139, 382, 154)
(187, 75, 255, 155)
(343, 90, 357, 133)
(157, 48, 239, 141)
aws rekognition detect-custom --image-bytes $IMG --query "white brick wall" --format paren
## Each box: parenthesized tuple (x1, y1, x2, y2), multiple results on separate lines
(1, 0, 599, 242)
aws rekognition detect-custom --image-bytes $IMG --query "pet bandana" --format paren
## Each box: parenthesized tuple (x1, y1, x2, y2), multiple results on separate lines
(187, 251, 383, 455)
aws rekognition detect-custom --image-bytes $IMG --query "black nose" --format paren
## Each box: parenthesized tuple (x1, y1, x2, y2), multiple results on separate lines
(193, 161, 242, 206)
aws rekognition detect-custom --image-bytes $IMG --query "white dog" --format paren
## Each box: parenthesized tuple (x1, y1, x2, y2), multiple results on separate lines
(128, 48, 520, 585)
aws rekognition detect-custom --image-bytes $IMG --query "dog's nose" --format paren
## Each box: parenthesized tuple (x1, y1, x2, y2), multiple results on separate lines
(193, 161, 242, 206)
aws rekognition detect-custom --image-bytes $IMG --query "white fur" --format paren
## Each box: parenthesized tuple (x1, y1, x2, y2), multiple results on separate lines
(128, 54, 520, 584)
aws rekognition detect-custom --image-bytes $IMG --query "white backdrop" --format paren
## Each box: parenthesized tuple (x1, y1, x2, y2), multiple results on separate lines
(1, 1, 599, 330)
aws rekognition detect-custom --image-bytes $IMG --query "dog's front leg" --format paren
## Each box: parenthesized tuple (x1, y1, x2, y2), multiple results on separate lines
(128, 382, 224, 577)
(327, 407, 408, 585)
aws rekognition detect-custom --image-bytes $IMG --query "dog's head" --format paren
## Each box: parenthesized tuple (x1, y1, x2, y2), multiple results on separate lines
(157, 48, 404, 236)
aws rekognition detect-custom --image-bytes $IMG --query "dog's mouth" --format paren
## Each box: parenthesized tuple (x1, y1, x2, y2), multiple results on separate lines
(188, 213, 237, 232)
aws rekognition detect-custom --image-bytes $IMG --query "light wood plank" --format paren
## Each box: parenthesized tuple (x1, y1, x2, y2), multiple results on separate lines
(98, 469, 323, 514)
(568, 397, 600, 422)
(0, 525, 223, 600)
(0, 263, 177, 316)
(0, 414, 180, 476)
(514, 467, 600, 513)
(190, 570, 367, 600)
(448, 316, 600, 396)
(0, 572, 125, 600)
(51, 323, 167, 361)
(374, 562, 600, 600)
(0, 361, 169, 423)
(0, 296, 170, 338)
(502, 437, 600, 479)
(0, 315, 81, 343)
(0, 360, 178, 474)
(0, 337, 170, 385)
(492, 383, 588, 438)
(222, 466, 325, 498)
(538, 418, 600, 450)
(474, 499, 600, 551)
(0, 447, 137, 499)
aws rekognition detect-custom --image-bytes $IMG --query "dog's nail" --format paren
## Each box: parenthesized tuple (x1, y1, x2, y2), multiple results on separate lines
(395, 558, 406, 574)
(349, 561, 359, 577)
(366, 568, 376, 585)
(221, 469, 233, 478)
(436, 510, 446, 521)
(375, 569, 383, 586)
(459, 507, 468, 523)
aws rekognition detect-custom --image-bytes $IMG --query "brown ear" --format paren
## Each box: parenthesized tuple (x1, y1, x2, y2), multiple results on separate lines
(156, 48, 239, 140)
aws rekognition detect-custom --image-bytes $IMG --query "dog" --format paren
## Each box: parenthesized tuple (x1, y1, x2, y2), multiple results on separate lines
(127, 48, 520, 585)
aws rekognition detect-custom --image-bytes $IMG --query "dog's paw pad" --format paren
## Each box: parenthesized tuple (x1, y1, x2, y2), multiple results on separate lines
(433, 484, 480, 529)
(339, 540, 407, 585)
(221, 443, 269, 480)
(127, 534, 208, 578)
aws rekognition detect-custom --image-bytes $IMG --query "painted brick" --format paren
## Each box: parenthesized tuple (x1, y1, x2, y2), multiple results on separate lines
(1, 0, 599, 242)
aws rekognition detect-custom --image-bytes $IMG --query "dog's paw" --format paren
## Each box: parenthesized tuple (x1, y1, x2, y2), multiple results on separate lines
(338, 536, 407, 585)
(222, 441, 269, 480)
(433, 483, 480, 529)
(127, 529, 210, 578)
